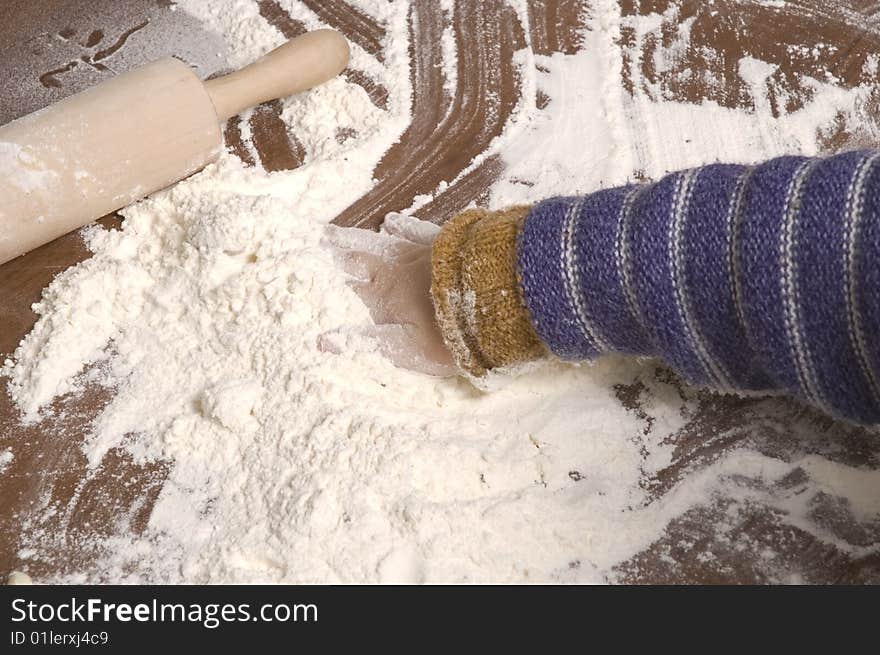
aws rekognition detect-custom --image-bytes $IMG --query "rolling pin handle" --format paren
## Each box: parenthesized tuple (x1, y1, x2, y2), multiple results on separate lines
(205, 29, 350, 122)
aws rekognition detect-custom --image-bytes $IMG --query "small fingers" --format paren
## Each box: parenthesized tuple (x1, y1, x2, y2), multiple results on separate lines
(334, 248, 384, 281)
(324, 224, 413, 258)
(324, 225, 417, 279)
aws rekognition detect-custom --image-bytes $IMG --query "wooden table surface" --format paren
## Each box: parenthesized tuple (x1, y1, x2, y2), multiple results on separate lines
(1, 0, 879, 583)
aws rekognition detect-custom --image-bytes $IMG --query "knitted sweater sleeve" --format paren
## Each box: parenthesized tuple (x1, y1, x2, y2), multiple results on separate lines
(431, 150, 880, 423)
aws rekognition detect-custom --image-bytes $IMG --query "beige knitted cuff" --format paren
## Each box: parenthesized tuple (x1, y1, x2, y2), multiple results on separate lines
(431, 206, 546, 377)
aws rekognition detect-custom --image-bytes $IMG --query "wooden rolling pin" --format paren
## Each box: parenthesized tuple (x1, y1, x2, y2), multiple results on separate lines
(0, 29, 350, 266)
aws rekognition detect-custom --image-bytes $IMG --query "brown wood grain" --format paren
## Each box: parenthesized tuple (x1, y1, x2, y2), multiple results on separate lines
(1, 0, 878, 584)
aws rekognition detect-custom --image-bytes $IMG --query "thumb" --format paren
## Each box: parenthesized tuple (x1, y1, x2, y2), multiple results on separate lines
(381, 213, 441, 246)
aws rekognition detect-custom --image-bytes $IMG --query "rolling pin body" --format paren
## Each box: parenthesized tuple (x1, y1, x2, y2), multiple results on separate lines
(0, 30, 350, 266)
(0, 58, 219, 265)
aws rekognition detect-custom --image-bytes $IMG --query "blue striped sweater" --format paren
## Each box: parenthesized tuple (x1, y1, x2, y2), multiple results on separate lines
(517, 150, 880, 424)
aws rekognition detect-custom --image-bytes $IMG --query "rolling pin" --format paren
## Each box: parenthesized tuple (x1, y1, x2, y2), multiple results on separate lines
(0, 29, 350, 266)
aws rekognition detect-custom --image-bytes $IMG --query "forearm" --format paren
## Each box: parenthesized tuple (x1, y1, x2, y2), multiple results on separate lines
(432, 150, 880, 423)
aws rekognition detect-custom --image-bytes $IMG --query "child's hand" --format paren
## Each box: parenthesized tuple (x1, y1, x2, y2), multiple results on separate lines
(322, 214, 457, 377)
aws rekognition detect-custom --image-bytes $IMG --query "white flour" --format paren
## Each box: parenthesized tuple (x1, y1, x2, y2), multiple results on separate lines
(0, 449, 12, 474)
(3, 0, 879, 583)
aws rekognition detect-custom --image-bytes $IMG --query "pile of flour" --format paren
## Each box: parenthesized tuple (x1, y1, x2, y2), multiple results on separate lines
(3, 0, 879, 583)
